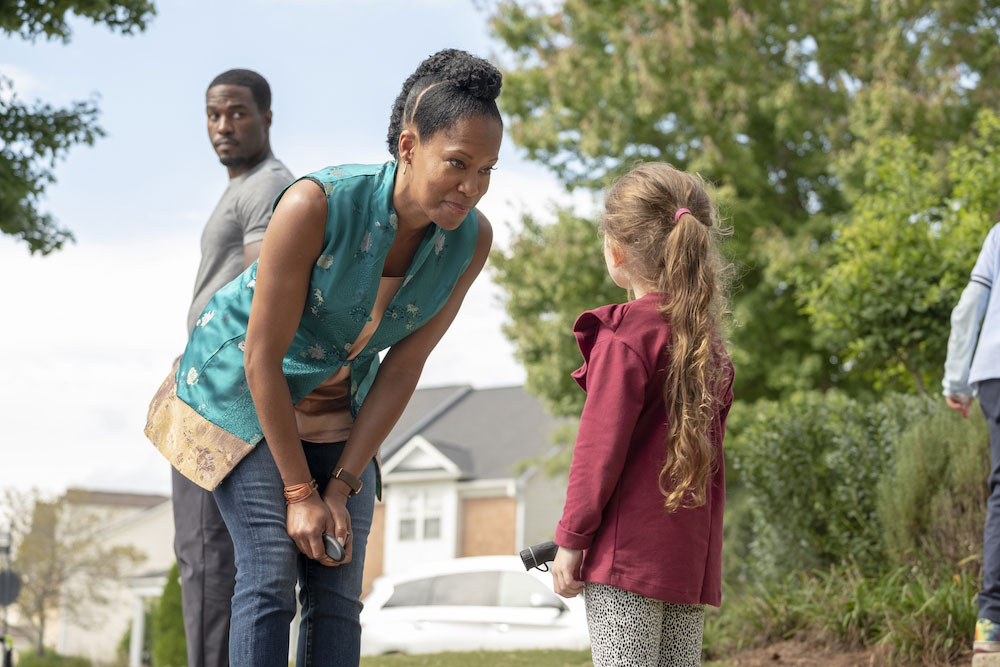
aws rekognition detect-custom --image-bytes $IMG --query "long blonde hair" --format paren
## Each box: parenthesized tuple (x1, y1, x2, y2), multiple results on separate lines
(601, 162, 730, 512)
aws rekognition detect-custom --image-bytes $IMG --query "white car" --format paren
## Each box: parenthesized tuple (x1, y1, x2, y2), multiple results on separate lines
(359, 555, 591, 655)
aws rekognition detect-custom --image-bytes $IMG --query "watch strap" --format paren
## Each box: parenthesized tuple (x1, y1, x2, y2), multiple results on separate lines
(331, 467, 363, 496)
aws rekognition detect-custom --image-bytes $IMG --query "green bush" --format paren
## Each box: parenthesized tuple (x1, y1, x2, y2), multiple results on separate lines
(17, 651, 92, 667)
(151, 562, 187, 667)
(878, 403, 990, 571)
(710, 392, 987, 662)
(733, 391, 935, 582)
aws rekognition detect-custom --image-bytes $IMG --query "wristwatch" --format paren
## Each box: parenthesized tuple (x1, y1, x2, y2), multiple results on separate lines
(331, 467, 363, 496)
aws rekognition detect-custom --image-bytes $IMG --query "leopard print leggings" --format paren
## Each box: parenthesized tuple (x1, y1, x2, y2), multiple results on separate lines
(584, 582, 705, 666)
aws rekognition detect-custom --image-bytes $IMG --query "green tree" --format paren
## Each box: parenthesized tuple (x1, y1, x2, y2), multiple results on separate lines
(151, 563, 186, 667)
(804, 109, 1000, 392)
(488, 0, 1000, 401)
(0, 0, 156, 254)
(1, 489, 145, 656)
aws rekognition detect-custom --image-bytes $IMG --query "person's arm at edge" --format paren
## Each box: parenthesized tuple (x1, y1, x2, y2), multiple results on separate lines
(321, 214, 493, 561)
(943, 280, 990, 414)
(243, 179, 334, 564)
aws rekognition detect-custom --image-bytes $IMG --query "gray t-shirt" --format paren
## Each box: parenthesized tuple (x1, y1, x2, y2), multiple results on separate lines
(187, 155, 293, 332)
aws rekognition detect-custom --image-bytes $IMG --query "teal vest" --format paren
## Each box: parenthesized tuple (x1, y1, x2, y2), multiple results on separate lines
(175, 161, 479, 445)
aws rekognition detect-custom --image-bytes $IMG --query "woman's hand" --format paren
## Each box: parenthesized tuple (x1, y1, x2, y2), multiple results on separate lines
(551, 546, 584, 598)
(286, 494, 337, 566)
(321, 486, 354, 566)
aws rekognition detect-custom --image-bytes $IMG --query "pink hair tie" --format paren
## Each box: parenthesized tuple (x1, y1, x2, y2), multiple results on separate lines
(674, 208, 692, 223)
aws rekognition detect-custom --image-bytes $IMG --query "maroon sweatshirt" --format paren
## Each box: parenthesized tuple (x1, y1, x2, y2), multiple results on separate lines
(554, 293, 733, 606)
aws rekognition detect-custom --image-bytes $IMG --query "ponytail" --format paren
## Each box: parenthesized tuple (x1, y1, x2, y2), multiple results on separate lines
(657, 211, 721, 511)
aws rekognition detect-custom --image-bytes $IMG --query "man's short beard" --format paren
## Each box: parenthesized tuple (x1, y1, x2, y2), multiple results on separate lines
(219, 155, 250, 168)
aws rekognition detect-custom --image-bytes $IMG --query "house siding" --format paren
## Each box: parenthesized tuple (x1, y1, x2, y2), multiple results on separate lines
(460, 496, 516, 556)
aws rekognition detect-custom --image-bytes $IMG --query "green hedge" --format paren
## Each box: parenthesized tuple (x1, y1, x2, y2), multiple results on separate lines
(733, 391, 936, 581)
(713, 392, 989, 659)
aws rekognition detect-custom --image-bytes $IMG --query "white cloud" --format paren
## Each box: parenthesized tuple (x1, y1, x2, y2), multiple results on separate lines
(0, 235, 195, 496)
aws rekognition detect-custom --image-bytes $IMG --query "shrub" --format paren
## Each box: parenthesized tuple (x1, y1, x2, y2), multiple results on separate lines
(151, 562, 187, 667)
(878, 403, 990, 571)
(733, 391, 935, 582)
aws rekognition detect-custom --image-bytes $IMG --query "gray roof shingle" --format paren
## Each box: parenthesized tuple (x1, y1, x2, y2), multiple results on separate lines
(385, 385, 570, 480)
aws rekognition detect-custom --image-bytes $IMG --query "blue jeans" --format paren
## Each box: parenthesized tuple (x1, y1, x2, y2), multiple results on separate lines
(981, 379, 1000, 622)
(213, 440, 376, 667)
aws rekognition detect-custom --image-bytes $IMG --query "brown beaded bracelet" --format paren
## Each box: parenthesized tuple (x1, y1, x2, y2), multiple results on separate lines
(283, 479, 318, 505)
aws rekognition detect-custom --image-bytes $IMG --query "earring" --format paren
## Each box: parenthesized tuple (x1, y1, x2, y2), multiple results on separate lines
(402, 160, 409, 176)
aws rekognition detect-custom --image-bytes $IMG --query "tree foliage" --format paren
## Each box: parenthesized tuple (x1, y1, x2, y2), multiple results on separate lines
(0, 489, 145, 656)
(487, 0, 1000, 401)
(0, 0, 156, 254)
(804, 110, 1000, 392)
(0, 79, 103, 254)
(1, 0, 154, 42)
(491, 0, 1000, 197)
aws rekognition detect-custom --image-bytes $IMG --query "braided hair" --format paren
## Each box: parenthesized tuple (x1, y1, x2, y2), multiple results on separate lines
(386, 49, 502, 158)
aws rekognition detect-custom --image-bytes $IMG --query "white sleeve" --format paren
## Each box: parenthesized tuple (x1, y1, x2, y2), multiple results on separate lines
(942, 281, 990, 396)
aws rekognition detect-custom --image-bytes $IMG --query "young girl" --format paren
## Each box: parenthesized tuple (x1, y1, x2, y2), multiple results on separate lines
(551, 162, 734, 666)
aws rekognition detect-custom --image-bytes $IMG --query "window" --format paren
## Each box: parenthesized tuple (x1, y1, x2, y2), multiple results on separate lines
(429, 572, 499, 606)
(383, 571, 502, 609)
(498, 572, 567, 610)
(383, 577, 433, 608)
(396, 487, 444, 541)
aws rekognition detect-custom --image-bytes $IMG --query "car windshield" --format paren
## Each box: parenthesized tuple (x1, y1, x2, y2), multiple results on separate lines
(381, 569, 567, 611)
(384, 571, 500, 607)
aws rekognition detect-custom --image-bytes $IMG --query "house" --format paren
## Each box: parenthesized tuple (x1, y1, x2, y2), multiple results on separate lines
(362, 385, 571, 594)
(54, 489, 174, 667)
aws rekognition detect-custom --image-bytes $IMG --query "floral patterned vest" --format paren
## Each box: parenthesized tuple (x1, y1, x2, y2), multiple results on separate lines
(174, 160, 479, 446)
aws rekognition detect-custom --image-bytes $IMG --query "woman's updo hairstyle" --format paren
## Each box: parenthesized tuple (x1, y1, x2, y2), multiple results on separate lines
(386, 48, 502, 158)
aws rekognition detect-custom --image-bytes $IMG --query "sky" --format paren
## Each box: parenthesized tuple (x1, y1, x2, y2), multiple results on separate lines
(0, 0, 597, 496)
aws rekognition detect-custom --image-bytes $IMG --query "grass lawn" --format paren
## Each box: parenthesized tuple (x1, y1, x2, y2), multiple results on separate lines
(360, 649, 594, 666)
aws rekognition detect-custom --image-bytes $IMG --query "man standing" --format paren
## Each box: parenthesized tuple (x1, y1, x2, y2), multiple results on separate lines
(943, 221, 1000, 654)
(175, 69, 293, 667)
